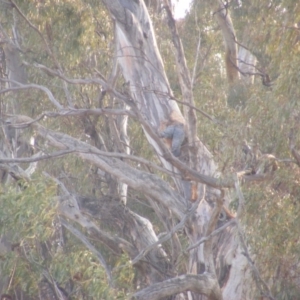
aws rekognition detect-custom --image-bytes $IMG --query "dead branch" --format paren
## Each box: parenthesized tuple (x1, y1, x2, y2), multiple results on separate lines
(0, 78, 63, 109)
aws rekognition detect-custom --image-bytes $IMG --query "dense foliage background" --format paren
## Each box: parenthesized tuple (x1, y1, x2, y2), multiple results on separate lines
(0, 0, 300, 299)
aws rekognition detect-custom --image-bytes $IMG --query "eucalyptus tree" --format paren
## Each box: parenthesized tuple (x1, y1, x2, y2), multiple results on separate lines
(0, 0, 300, 299)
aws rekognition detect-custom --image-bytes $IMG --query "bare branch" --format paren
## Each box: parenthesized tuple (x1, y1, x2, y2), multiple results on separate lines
(61, 219, 112, 284)
(0, 120, 181, 179)
(191, 16, 201, 87)
(3, 108, 133, 130)
(43, 172, 137, 257)
(192, 35, 201, 86)
(0, 149, 75, 163)
(12, 115, 187, 218)
(132, 273, 222, 300)
(131, 193, 203, 265)
(171, 96, 224, 126)
(234, 175, 244, 219)
(237, 224, 275, 300)
(32, 62, 135, 106)
(0, 78, 63, 109)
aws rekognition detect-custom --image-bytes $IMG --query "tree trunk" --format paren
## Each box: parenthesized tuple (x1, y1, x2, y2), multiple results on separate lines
(215, 0, 257, 108)
(101, 0, 254, 299)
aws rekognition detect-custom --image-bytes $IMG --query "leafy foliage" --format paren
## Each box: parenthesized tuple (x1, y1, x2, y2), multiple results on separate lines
(1, 0, 300, 298)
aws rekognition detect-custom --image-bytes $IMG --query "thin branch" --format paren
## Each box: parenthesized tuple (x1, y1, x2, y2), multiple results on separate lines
(128, 83, 223, 125)
(31, 62, 222, 128)
(237, 225, 275, 300)
(0, 78, 63, 109)
(131, 192, 203, 265)
(44, 173, 137, 257)
(32, 62, 136, 108)
(0, 123, 180, 179)
(191, 30, 201, 87)
(187, 218, 235, 252)
(171, 96, 224, 126)
(3, 108, 133, 130)
(0, 149, 75, 163)
(191, 4, 201, 87)
(61, 218, 112, 285)
(42, 270, 68, 300)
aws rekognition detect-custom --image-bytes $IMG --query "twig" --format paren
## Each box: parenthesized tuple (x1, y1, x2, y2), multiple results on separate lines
(171, 96, 224, 126)
(0, 149, 75, 163)
(61, 219, 112, 285)
(134, 86, 223, 125)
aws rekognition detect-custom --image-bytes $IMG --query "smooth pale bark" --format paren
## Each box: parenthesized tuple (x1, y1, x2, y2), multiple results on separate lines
(117, 105, 130, 204)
